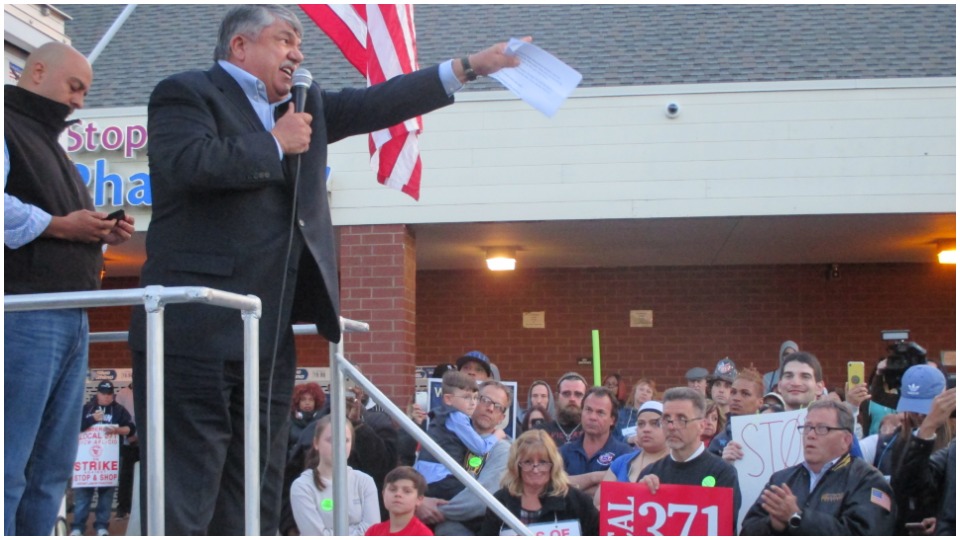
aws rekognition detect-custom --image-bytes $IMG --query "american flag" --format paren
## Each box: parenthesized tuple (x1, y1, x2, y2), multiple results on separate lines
(300, 4, 424, 200)
(9, 61, 22, 81)
(870, 487, 891, 512)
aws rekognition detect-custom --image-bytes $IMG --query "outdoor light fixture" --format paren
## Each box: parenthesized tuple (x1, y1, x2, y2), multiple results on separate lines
(937, 239, 956, 264)
(485, 247, 517, 271)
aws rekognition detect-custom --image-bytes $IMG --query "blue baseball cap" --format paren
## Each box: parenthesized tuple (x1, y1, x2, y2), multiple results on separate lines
(897, 365, 946, 414)
(456, 351, 492, 377)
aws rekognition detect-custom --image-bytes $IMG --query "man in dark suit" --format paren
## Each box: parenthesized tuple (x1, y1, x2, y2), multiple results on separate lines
(127, 5, 522, 535)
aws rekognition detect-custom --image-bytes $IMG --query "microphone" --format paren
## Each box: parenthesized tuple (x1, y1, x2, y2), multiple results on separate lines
(292, 68, 313, 113)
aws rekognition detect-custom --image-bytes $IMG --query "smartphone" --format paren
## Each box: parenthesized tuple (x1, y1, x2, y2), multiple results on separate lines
(904, 522, 926, 535)
(847, 361, 865, 390)
(105, 209, 126, 221)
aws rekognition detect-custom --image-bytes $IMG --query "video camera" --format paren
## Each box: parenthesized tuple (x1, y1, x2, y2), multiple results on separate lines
(880, 329, 929, 391)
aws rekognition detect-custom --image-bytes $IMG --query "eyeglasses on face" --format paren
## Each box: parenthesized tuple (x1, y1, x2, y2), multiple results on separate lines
(661, 416, 702, 428)
(478, 395, 507, 413)
(518, 459, 553, 472)
(636, 419, 661, 429)
(797, 424, 849, 436)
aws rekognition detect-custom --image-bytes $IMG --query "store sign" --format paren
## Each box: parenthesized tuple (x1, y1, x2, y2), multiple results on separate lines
(66, 120, 151, 207)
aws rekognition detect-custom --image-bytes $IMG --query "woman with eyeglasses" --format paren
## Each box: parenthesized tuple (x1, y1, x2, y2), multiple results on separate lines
(520, 405, 552, 433)
(478, 430, 599, 536)
(592, 401, 668, 507)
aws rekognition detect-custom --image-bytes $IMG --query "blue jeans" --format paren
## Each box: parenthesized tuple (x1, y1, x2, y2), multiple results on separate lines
(4, 309, 89, 536)
(71, 486, 115, 532)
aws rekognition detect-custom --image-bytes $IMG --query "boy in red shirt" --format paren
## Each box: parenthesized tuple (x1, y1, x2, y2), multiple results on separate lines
(366, 467, 433, 536)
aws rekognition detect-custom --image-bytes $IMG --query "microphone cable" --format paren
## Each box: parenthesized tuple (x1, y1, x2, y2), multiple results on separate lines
(263, 68, 313, 500)
(261, 150, 301, 493)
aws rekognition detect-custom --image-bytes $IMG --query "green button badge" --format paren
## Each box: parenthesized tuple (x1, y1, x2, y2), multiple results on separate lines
(468, 456, 483, 468)
(321, 498, 334, 511)
(701, 476, 716, 488)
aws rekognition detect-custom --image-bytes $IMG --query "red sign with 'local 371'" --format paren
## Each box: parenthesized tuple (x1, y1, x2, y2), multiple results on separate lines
(599, 482, 734, 536)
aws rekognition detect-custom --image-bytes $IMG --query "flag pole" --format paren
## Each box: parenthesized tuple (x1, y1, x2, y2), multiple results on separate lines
(87, 4, 138, 64)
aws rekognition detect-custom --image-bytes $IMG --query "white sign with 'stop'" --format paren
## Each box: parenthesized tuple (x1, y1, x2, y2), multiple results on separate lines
(731, 408, 807, 530)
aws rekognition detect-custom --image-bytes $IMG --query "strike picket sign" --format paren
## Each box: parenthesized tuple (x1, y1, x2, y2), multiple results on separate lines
(73, 425, 121, 488)
(599, 482, 734, 536)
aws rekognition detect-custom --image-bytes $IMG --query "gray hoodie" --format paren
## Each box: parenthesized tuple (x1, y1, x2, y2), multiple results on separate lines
(763, 340, 799, 393)
(523, 380, 557, 420)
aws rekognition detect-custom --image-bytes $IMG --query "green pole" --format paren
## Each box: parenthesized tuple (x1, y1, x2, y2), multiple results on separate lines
(592, 329, 601, 386)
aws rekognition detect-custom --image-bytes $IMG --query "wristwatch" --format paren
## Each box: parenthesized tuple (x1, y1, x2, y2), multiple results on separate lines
(460, 56, 478, 82)
(788, 510, 802, 528)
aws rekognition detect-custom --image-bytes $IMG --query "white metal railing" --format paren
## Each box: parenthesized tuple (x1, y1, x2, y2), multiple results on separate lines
(5, 286, 261, 536)
(329, 354, 534, 536)
(6, 289, 532, 536)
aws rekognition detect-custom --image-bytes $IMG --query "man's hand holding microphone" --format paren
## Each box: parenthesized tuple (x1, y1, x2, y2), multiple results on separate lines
(272, 104, 312, 155)
(272, 67, 314, 155)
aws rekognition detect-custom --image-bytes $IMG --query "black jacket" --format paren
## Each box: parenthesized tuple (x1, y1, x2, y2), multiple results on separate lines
(479, 484, 599, 536)
(4, 85, 101, 293)
(128, 63, 453, 358)
(891, 436, 955, 536)
(80, 399, 136, 435)
(740, 453, 896, 536)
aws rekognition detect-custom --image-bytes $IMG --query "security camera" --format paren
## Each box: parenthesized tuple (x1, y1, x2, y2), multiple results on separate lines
(665, 102, 680, 118)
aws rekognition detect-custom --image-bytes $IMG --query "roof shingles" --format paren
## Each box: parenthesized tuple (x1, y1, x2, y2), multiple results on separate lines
(55, 4, 956, 109)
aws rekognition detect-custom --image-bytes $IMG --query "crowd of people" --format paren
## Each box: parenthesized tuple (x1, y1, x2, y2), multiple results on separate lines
(264, 339, 954, 536)
(5, 4, 955, 537)
(51, 338, 956, 536)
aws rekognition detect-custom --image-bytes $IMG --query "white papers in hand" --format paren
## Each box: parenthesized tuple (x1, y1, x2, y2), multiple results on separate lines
(488, 38, 582, 118)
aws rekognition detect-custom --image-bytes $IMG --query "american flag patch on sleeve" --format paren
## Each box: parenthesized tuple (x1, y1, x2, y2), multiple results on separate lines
(870, 488, 891, 511)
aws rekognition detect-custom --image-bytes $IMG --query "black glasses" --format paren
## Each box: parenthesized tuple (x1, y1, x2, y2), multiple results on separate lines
(797, 424, 849, 436)
(518, 459, 553, 472)
(661, 416, 702, 428)
(636, 419, 661, 429)
(479, 395, 507, 414)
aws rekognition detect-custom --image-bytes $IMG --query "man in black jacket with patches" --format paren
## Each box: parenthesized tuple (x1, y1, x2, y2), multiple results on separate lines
(740, 400, 895, 535)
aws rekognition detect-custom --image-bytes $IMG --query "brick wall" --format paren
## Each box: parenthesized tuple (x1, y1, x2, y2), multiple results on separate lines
(416, 263, 957, 400)
(338, 225, 417, 403)
(93, 262, 956, 407)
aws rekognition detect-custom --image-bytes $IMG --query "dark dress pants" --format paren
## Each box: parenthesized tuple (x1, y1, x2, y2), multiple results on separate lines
(132, 343, 295, 535)
(116, 442, 139, 515)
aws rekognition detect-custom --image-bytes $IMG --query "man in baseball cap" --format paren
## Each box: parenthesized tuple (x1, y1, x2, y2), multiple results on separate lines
(890, 366, 955, 536)
(707, 358, 738, 415)
(456, 351, 492, 381)
(897, 364, 947, 414)
(685, 367, 709, 396)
